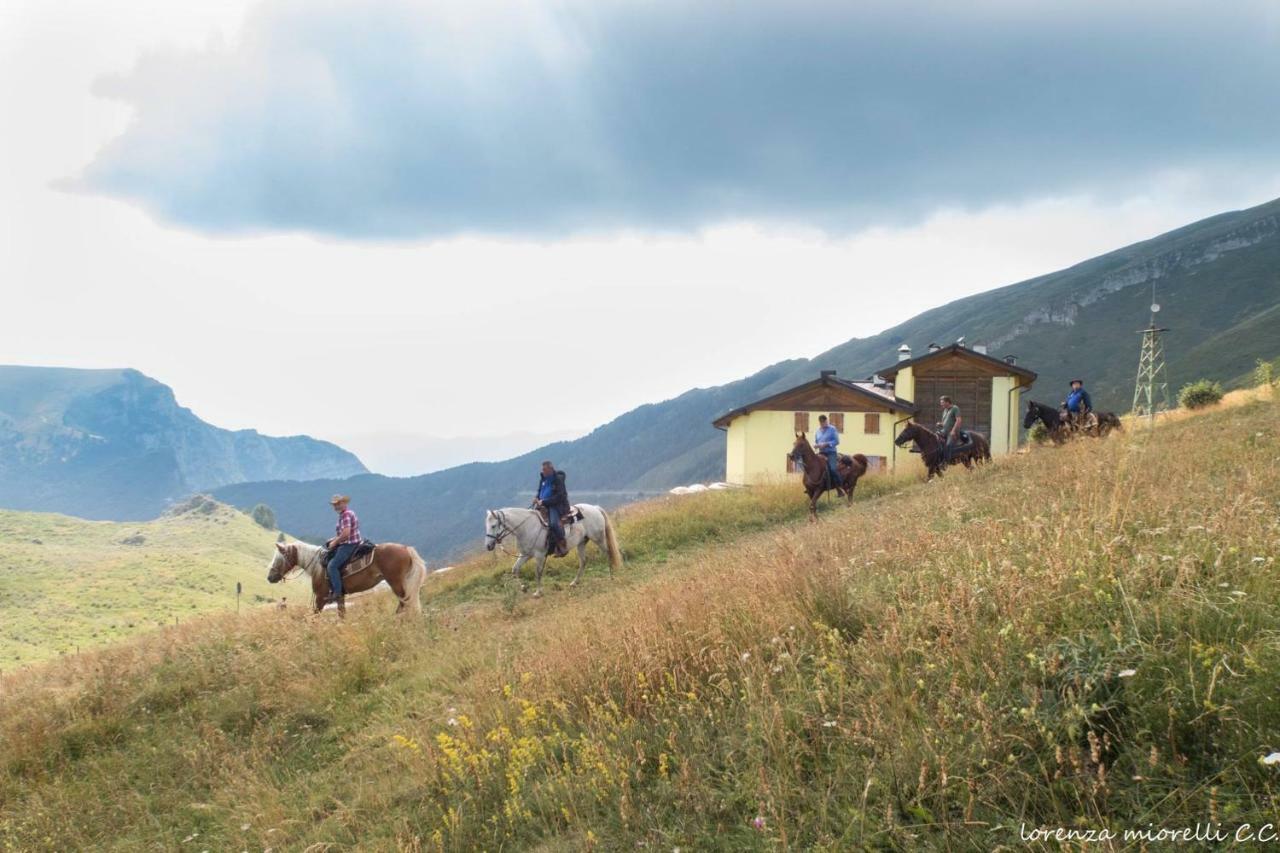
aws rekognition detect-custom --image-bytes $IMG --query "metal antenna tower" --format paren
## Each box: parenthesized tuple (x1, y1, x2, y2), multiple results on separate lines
(1132, 280, 1171, 424)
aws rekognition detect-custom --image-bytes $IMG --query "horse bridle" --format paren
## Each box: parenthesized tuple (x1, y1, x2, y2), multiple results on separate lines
(272, 544, 317, 582)
(486, 509, 536, 555)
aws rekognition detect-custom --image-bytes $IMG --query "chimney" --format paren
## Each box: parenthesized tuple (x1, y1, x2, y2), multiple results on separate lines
(1004, 354, 1018, 366)
(897, 344, 912, 362)
(820, 369, 837, 379)
(973, 343, 987, 355)
(872, 373, 886, 387)
(928, 342, 941, 353)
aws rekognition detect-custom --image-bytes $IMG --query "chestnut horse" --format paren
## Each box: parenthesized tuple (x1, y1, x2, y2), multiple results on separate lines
(894, 422, 990, 479)
(790, 432, 868, 521)
(266, 541, 426, 616)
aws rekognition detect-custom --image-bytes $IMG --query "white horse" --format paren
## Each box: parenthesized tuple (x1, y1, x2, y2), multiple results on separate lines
(484, 504, 623, 596)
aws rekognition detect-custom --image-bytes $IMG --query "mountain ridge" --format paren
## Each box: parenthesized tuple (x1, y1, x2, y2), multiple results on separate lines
(0, 365, 368, 520)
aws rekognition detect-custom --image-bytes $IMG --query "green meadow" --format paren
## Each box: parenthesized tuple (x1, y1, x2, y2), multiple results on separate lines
(0, 497, 282, 669)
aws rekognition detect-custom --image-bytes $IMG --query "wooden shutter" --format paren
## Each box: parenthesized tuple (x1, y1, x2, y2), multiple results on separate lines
(794, 412, 810, 433)
(829, 412, 844, 431)
(916, 377, 991, 436)
(864, 413, 880, 434)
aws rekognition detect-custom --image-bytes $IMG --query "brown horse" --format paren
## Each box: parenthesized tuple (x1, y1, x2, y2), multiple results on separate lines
(1024, 400, 1123, 442)
(267, 541, 426, 616)
(790, 432, 868, 521)
(894, 422, 990, 479)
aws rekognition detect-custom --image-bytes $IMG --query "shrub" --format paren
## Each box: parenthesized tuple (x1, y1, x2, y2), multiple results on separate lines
(250, 503, 277, 530)
(1178, 379, 1224, 410)
(1028, 422, 1050, 444)
(1255, 359, 1277, 388)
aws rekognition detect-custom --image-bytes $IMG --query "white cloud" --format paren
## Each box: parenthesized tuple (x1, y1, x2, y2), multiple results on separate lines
(2, 0, 1278, 473)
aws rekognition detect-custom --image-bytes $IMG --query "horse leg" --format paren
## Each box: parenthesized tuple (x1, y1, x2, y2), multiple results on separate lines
(570, 536, 588, 586)
(534, 552, 546, 597)
(809, 489, 818, 522)
(384, 567, 408, 614)
(510, 553, 531, 591)
(313, 576, 327, 614)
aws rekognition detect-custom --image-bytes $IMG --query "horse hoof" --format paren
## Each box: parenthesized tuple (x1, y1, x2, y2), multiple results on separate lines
(533, 590, 543, 598)
(569, 580, 577, 587)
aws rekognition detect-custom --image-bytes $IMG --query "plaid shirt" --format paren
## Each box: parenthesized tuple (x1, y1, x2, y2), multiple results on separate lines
(335, 508, 361, 545)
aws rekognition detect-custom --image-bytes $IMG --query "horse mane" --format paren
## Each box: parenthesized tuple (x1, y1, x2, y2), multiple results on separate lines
(288, 541, 326, 581)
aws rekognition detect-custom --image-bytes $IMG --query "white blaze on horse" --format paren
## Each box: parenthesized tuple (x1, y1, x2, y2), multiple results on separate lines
(266, 540, 427, 616)
(484, 504, 623, 596)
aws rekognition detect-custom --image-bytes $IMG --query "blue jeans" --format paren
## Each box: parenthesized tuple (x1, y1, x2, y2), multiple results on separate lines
(822, 451, 840, 487)
(546, 506, 563, 549)
(327, 542, 358, 597)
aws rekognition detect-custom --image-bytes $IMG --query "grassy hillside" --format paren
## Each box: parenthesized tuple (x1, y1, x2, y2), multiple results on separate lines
(0, 497, 283, 669)
(3, 388, 1278, 849)
(217, 197, 1280, 561)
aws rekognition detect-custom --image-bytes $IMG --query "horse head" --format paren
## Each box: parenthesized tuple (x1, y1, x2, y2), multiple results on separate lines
(484, 509, 503, 552)
(894, 422, 921, 447)
(267, 542, 295, 583)
(789, 432, 811, 466)
(1022, 400, 1040, 430)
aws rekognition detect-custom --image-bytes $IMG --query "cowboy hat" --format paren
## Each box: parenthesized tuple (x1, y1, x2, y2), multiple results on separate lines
(329, 494, 351, 506)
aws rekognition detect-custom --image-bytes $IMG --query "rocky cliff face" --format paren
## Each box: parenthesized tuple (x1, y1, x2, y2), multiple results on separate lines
(0, 366, 366, 520)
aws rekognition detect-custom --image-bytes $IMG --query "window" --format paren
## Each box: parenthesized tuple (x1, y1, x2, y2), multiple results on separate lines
(794, 412, 810, 433)
(785, 453, 801, 474)
(865, 455, 886, 472)
(864, 413, 881, 434)
(828, 412, 845, 431)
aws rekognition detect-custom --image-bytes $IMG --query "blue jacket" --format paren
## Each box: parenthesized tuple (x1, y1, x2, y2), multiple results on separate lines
(536, 470, 570, 513)
(815, 424, 839, 454)
(1066, 388, 1093, 413)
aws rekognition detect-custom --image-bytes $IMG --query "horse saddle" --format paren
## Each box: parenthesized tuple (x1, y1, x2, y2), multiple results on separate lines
(537, 505, 583, 527)
(322, 539, 378, 577)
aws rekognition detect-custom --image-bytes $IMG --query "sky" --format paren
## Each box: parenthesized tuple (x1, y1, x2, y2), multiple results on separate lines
(3, 0, 1279, 475)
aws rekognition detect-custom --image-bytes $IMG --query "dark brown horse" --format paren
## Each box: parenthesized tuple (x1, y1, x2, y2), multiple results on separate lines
(267, 541, 426, 616)
(790, 432, 868, 521)
(1024, 399, 1123, 441)
(894, 422, 990, 479)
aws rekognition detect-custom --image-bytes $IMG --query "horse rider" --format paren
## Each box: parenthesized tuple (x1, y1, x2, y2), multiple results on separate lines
(534, 460, 570, 558)
(1064, 379, 1096, 432)
(814, 414, 842, 491)
(938, 396, 963, 461)
(324, 494, 361, 603)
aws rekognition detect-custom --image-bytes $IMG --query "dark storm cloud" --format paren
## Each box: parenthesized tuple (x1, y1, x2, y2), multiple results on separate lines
(75, 0, 1280, 238)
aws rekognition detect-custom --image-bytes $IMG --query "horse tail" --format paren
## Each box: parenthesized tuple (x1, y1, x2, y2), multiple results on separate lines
(404, 547, 427, 613)
(602, 510, 624, 571)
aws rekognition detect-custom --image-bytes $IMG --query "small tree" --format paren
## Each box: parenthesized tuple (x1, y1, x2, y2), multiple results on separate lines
(1178, 379, 1224, 410)
(1254, 358, 1276, 388)
(250, 503, 277, 530)
(1027, 422, 1050, 445)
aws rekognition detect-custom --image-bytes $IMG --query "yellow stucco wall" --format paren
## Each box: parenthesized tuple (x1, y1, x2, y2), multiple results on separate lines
(894, 365, 914, 405)
(991, 375, 1013, 455)
(724, 407, 918, 485)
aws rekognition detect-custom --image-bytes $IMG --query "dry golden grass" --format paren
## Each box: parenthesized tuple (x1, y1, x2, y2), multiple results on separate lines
(2, 396, 1278, 850)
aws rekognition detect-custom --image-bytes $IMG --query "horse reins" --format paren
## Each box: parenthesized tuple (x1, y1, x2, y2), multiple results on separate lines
(486, 509, 534, 557)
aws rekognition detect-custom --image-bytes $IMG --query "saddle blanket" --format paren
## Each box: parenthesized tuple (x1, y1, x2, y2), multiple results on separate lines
(321, 539, 377, 577)
(538, 505, 584, 527)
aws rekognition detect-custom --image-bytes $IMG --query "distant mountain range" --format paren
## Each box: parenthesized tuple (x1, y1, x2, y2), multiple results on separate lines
(216, 198, 1280, 561)
(0, 366, 366, 520)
